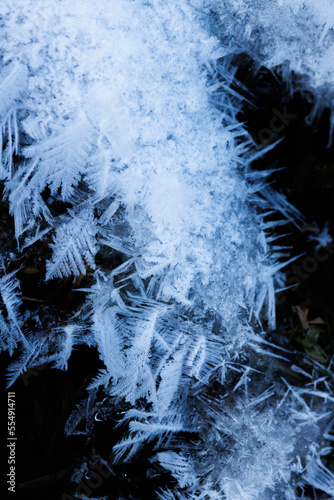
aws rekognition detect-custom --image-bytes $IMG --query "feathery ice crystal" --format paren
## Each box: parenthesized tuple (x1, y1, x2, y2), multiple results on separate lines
(0, 1, 334, 498)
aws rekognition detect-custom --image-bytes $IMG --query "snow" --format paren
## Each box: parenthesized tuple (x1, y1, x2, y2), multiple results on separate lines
(0, 0, 333, 498)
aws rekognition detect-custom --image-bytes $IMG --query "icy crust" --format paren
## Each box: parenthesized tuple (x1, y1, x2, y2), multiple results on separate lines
(0, 1, 333, 499)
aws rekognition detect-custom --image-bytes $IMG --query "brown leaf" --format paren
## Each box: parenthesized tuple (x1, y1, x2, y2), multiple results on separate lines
(294, 306, 310, 330)
(308, 317, 325, 325)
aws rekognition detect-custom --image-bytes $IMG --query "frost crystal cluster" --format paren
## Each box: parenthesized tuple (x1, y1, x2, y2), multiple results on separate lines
(0, 1, 333, 499)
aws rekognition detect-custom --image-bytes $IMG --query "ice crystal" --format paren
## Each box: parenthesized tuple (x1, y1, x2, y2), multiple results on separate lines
(0, 1, 333, 499)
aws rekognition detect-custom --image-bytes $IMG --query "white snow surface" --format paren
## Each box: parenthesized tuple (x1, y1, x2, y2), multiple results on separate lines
(0, 1, 333, 499)
(0, 0, 276, 326)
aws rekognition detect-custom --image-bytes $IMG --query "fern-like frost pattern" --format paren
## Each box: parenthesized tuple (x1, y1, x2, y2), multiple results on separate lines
(0, 1, 333, 499)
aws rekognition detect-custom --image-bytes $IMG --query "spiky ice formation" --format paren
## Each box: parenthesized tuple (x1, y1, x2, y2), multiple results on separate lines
(0, 1, 333, 499)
